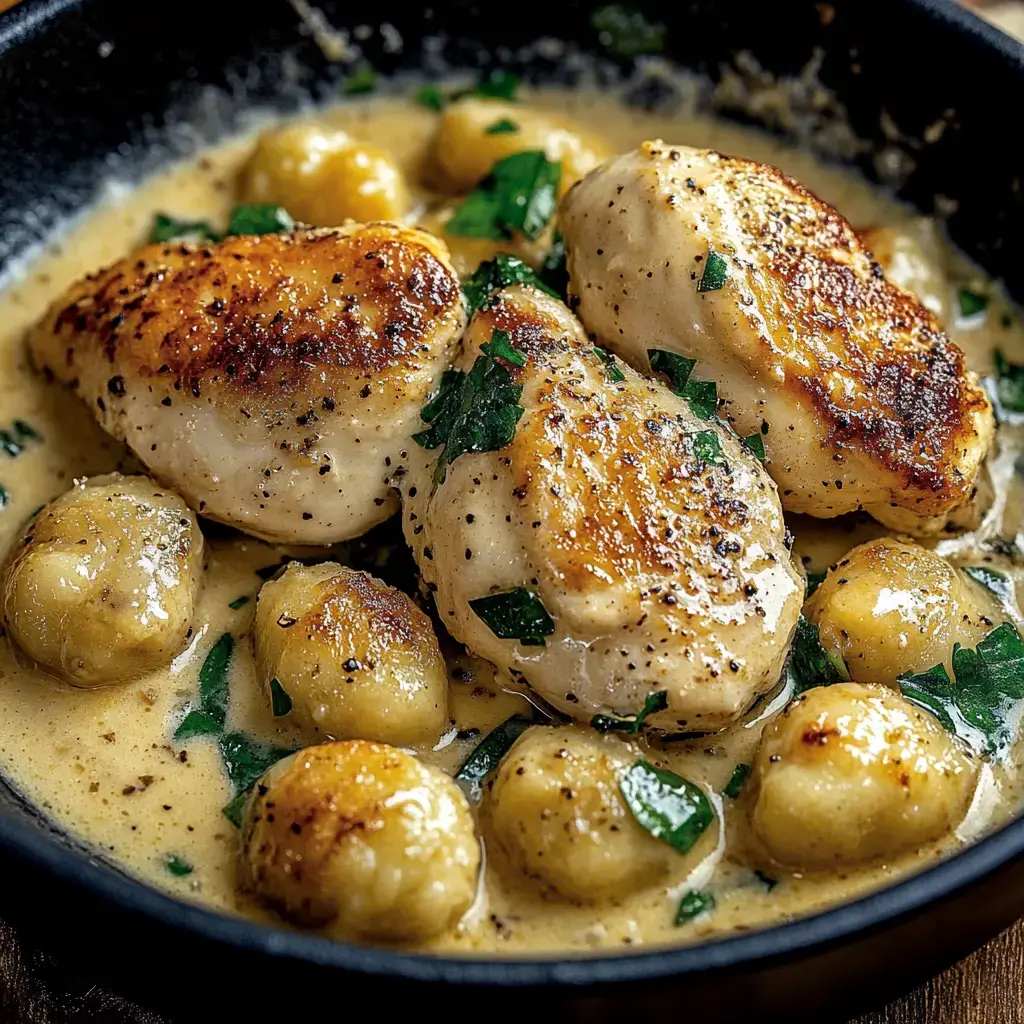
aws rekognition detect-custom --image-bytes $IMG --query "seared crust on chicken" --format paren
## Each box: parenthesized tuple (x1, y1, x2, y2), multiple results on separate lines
(403, 284, 803, 733)
(561, 143, 994, 524)
(29, 223, 464, 543)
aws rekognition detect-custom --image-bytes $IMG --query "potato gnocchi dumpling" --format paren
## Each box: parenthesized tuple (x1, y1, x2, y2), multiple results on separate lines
(751, 683, 978, 869)
(487, 726, 673, 902)
(805, 538, 1006, 687)
(253, 561, 448, 747)
(242, 741, 480, 941)
(240, 122, 410, 224)
(1, 474, 202, 685)
(429, 97, 612, 198)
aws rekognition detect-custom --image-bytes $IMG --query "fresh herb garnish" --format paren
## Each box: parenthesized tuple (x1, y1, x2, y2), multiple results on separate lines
(787, 617, 848, 696)
(962, 566, 1016, 604)
(754, 870, 779, 892)
(594, 346, 626, 384)
(149, 213, 219, 244)
(269, 678, 293, 718)
(474, 69, 520, 101)
(742, 433, 766, 462)
(0, 420, 42, 459)
(480, 328, 527, 367)
(226, 203, 295, 237)
(723, 762, 752, 799)
(697, 251, 729, 293)
(693, 430, 724, 467)
(0, 432, 21, 458)
(486, 118, 519, 135)
(0, 485, 9, 510)
(648, 349, 718, 420)
(416, 84, 446, 110)
(470, 587, 555, 646)
(164, 854, 193, 877)
(539, 232, 569, 298)
(675, 889, 715, 925)
(455, 714, 532, 799)
(591, 690, 667, 734)
(412, 346, 525, 485)
(993, 350, 1024, 414)
(620, 760, 714, 854)
(174, 633, 234, 740)
(462, 253, 560, 319)
(804, 570, 827, 597)
(898, 621, 1024, 757)
(447, 150, 561, 241)
(591, 4, 666, 57)
(218, 731, 292, 825)
(958, 288, 989, 318)
(342, 62, 377, 95)
(254, 561, 285, 581)
(228, 595, 250, 610)
(13, 420, 40, 441)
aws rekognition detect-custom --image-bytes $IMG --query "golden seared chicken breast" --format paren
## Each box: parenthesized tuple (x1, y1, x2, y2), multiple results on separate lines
(859, 219, 949, 323)
(403, 285, 804, 733)
(561, 143, 994, 527)
(2, 474, 203, 685)
(29, 224, 465, 544)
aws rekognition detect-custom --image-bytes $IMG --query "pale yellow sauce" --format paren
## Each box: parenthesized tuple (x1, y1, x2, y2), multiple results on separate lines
(2, 90, 1024, 956)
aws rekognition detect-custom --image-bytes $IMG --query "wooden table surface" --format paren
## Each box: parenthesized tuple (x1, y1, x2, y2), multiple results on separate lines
(2, 0, 1024, 1021)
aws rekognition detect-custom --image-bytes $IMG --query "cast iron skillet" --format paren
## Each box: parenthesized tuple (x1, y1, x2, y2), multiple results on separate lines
(2, 1, 1024, 1020)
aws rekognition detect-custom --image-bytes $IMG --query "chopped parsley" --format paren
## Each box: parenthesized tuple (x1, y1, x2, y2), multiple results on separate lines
(539, 232, 569, 298)
(675, 889, 715, 925)
(693, 430, 724, 467)
(993, 350, 1024, 414)
(342, 62, 377, 95)
(227, 203, 295, 236)
(620, 760, 714, 854)
(174, 633, 233, 740)
(447, 150, 561, 241)
(474, 69, 520, 101)
(219, 731, 292, 826)
(962, 566, 1015, 604)
(480, 328, 526, 367)
(455, 714, 532, 800)
(958, 288, 989, 319)
(0, 420, 42, 459)
(594, 346, 626, 384)
(486, 118, 519, 135)
(787, 617, 848, 696)
(898, 621, 1024, 758)
(228, 595, 250, 610)
(742, 432, 766, 462)
(269, 678, 293, 718)
(697, 251, 729, 293)
(469, 587, 555, 646)
(13, 420, 40, 441)
(164, 854, 193, 877)
(723, 762, 752, 799)
(149, 213, 219, 244)
(592, 690, 667, 734)
(591, 4, 666, 57)
(648, 348, 718, 420)
(415, 84, 446, 110)
(462, 253, 560, 319)
(804, 570, 828, 597)
(0, 485, 8, 510)
(412, 343, 525, 485)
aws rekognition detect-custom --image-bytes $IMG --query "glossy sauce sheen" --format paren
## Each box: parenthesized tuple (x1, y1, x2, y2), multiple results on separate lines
(1, 92, 1023, 954)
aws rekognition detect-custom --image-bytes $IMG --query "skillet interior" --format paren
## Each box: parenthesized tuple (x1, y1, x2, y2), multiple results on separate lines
(2, 1, 1024, 1019)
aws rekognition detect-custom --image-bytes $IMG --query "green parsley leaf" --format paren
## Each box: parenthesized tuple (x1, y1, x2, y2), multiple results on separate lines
(480, 328, 527, 367)
(222, 791, 249, 829)
(455, 714, 532, 799)
(13, 420, 40, 441)
(804, 570, 827, 597)
(962, 566, 1015, 604)
(412, 352, 524, 485)
(994, 350, 1024, 414)
(149, 213, 219, 244)
(898, 621, 1024, 757)
(219, 731, 292, 797)
(675, 889, 715, 925)
(697, 251, 729, 293)
(787, 617, 848, 696)
(469, 587, 555, 646)
(958, 288, 989, 318)
(0, 484, 9, 510)
(648, 348, 718, 420)
(742, 433, 766, 461)
(174, 633, 233, 740)
(693, 430, 724, 466)
(723, 762, 752, 799)
(269, 678, 293, 718)
(592, 690, 668, 734)
(0, 431, 22, 458)
(226, 203, 295, 236)
(591, 4, 666, 57)
(594, 346, 626, 384)
(228, 595, 250, 610)
(539, 232, 569, 299)
(447, 150, 561, 241)
(620, 759, 714, 854)
(474, 69, 520, 101)
(342, 62, 377, 95)
(415, 84, 446, 110)
(486, 118, 519, 135)
(164, 854, 193, 877)
(462, 253, 560, 319)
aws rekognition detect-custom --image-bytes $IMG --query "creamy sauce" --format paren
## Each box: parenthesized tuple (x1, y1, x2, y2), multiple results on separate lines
(2, 90, 1024, 956)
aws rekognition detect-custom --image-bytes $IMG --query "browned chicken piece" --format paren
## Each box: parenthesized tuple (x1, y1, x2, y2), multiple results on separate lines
(29, 224, 464, 544)
(560, 143, 994, 527)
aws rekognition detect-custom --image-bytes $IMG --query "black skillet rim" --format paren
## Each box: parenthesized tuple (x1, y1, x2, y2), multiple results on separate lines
(1, 0, 1024, 991)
